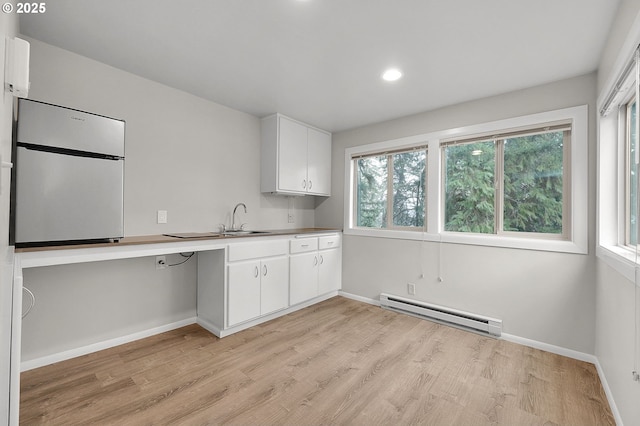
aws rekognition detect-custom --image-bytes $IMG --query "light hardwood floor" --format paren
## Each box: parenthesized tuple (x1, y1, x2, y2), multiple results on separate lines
(20, 296, 614, 425)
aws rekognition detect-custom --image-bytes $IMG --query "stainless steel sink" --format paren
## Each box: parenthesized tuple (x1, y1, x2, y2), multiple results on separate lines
(222, 230, 271, 236)
(163, 232, 224, 239)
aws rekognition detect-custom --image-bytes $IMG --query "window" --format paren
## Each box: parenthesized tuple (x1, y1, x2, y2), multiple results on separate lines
(444, 140, 496, 233)
(597, 43, 640, 278)
(626, 98, 638, 247)
(346, 105, 587, 254)
(442, 125, 570, 238)
(355, 148, 427, 230)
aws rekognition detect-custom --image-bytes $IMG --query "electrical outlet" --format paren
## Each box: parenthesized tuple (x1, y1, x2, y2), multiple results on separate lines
(156, 255, 167, 270)
(407, 282, 416, 295)
(287, 196, 295, 223)
(157, 210, 168, 224)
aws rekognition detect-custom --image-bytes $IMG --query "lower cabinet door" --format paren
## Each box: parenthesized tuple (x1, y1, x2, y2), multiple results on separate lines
(227, 261, 261, 327)
(318, 248, 341, 295)
(260, 256, 289, 315)
(290, 251, 319, 305)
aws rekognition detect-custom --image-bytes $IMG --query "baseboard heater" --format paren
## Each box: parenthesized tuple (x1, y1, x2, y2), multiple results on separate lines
(379, 293, 502, 337)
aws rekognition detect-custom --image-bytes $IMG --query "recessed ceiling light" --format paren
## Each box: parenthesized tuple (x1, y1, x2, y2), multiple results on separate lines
(382, 68, 403, 82)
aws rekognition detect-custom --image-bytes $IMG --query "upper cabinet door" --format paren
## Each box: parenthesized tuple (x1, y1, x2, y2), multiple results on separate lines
(261, 113, 332, 196)
(307, 127, 331, 196)
(278, 116, 309, 193)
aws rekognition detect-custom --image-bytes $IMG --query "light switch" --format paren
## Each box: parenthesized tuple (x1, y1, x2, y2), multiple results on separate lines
(157, 210, 167, 224)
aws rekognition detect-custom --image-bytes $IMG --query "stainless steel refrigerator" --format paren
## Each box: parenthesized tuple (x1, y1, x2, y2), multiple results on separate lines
(12, 99, 125, 246)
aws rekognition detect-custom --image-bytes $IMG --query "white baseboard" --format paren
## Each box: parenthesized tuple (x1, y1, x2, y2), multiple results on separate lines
(500, 333, 596, 364)
(21, 317, 197, 372)
(208, 291, 340, 338)
(593, 357, 624, 426)
(339, 291, 622, 424)
(339, 291, 380, 306)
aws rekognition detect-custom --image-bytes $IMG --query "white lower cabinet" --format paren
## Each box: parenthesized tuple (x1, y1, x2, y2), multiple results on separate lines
(259, 256, 289, 316)
(290, 251, 319, 305)
(227, 260, 261, 327)
(227, 256, 289, 327)
(290, 234, 341, 306)
(198, 233, 340, 337)
(226, 240, 289, 327)
(318, 247, 341, 295)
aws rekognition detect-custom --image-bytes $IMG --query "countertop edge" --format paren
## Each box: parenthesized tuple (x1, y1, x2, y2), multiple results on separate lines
(15, 228, 343, 268)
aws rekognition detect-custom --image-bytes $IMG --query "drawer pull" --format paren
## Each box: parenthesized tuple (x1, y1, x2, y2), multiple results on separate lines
(301, 244, 309, 248)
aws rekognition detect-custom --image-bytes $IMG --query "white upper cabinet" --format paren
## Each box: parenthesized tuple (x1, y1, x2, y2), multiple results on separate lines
(261, 114, 332, 196)
(307, 127, 332, 196)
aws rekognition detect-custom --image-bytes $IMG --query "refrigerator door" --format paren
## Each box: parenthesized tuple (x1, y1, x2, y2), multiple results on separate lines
(16, 100, 125, 157)
(15, 147, 124, 244)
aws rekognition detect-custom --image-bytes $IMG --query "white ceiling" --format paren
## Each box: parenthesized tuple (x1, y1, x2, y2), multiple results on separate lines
(20, 0, 621, 132)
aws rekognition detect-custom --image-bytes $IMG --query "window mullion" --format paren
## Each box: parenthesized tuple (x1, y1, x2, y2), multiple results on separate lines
(562, 130, 572, 240)
(387, 154, 394, 229)
(495, 140, 504, 234)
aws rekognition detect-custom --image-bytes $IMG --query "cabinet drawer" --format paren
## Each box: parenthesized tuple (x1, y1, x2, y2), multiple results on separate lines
(228, 239, 288, 262)
(319, 234, 340, 250)
(290, 237, 319, 254)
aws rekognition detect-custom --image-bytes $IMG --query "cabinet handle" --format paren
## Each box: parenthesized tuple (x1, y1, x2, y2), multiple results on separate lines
(320, 255, 324, 265)
(254, 266, 259, 278)
(308, 180, 313, 190)
(327, 241, 334, 245)
(263, 264, 268, 276)
(314, 256, 318, 266)
(302, 179, 307, 189)
(301, 244, 309, 248)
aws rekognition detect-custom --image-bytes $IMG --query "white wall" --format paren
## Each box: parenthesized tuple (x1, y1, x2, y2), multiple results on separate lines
(1, 9, 19, 425)
(594, 1, 640, 424)
(24, 37, 316, 235)
(316, 73, 598, 354)
(19, 38, 315, 363)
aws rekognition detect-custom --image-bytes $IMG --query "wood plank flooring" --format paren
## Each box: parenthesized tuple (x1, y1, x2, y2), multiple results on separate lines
(20, 296, 614, 425)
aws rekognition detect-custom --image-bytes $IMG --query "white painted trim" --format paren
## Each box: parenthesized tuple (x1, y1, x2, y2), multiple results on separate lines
(196, 317, 223, 337)
(20, 317, 197, 372)
(344, 105, 589, 255)
(213, 292, 340, 337)
(503, 333, 622, 425)
(594, 357, 624, 426)
(20, 293, 342, 372)
(596, 245, 637, 283)
(345, 228, 586, 254)
(339, 291, 380, 306)
(500, 333, 595, 363)
(597, 10, 640, 112)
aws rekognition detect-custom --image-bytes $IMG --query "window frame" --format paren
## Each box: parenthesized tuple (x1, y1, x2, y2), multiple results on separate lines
(352, 146, 428, 232)
(440, 125, 571, 240)
(624, 95, 637, 249)
(344, 105, 588, 254)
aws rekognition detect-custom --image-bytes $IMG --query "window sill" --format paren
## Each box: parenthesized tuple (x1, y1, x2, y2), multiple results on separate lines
(345, 227, 587, 254)
(596, 245, 637, 283)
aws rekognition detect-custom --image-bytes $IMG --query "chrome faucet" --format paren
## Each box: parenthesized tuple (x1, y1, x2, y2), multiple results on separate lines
(231, 203, 247, 231)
